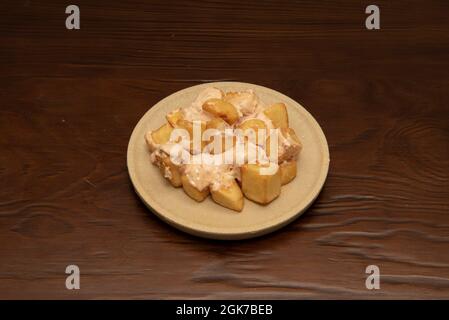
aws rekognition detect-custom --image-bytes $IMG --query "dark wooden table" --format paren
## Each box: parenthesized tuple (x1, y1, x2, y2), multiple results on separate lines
(1, 0, 448, 299)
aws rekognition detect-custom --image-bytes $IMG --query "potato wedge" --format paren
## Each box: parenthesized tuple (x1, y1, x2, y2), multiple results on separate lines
(241, 164, 281, 204)
(263, 103, 289, 128)
(181, 174, 209, 202)
(211, 179, 244, 211)
(166, 109, 183, 127)
(202, 98, 239, 124)
(280, 160, 297, 185)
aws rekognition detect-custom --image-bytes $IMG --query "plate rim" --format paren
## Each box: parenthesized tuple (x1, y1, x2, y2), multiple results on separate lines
(127, 81, 330, 240)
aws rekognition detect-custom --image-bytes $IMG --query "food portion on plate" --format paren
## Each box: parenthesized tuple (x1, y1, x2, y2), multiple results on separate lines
(144, 87, 302, 212)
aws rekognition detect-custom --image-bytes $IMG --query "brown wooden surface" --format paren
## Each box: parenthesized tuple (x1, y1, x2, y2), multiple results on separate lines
(0, 0, 448, 299)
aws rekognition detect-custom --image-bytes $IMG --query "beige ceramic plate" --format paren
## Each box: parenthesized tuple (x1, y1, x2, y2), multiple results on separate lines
(127, 82, 329, 240)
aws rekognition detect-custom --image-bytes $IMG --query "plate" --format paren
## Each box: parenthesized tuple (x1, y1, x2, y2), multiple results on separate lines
(127, 82, 329, 240)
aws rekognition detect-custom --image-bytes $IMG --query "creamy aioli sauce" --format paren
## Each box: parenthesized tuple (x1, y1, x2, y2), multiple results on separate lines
(182, 87, 223, 122)
(183, 162, 234, 192)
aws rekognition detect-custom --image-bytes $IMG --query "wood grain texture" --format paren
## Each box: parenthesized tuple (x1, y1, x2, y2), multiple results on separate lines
(0, 0, 448, 299)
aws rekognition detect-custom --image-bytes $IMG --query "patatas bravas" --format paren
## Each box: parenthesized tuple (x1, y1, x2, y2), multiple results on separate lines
(145, 87, 302, 212)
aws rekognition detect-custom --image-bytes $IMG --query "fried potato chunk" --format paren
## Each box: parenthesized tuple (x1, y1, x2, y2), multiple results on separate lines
(181, 174, 210, 202)
(202, 98, 239, 125)
(192, 87, 224, 108)
(211, 179, 244, 212)
(206, 117, 229, 131)
(224, 90, 258, 115)
(166, 109, 183, 127)
(263, 103, 289, 128)
(145, 123, 174, 152)
(159, 155, 182, 187)
(266, 127, 302, 162)
(238, 118, 267, 145)
(279, 160, 297, 185)
(283, 127, 301, 144)
(241, 164, 281, 204)
(151, 123, 174, 144)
